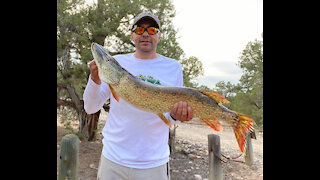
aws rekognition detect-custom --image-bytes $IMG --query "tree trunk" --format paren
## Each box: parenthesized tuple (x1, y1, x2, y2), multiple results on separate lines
(57, 83, 105, 141)
(79, 109, 100, 141)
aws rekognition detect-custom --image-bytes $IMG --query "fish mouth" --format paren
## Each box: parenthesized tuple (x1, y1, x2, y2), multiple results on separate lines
(91, 43, 99, 55)
(91, 43, 96, 51)
(92, 43, 105, 53)
(91, 43, 107, 63)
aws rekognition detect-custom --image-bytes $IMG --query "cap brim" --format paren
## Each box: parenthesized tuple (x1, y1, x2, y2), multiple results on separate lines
(133, 16, 160, 29)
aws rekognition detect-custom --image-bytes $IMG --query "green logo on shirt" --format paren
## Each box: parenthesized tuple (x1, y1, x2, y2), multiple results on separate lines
(137, 74, 161, 85)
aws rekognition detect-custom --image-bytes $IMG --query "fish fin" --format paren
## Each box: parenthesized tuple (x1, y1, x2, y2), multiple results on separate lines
(199, 90, 229, 104)
(157, 113, 172, 128)
(233, 114, 255, 155)
(108, 84, 120, 102)
(200, 118, 223, 131)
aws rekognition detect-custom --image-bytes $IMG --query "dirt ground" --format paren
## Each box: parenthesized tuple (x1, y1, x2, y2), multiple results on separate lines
(57, 109, 263, 180)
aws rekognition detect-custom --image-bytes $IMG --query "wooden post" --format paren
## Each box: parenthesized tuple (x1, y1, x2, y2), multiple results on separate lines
(169, 124, 178, 156)
(208, 134, 223, 180)
(245, 132, 254, 166)
(58, 134, 80, 180)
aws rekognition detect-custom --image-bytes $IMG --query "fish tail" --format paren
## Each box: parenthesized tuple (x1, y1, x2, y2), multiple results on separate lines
(233, 114, 255, 155)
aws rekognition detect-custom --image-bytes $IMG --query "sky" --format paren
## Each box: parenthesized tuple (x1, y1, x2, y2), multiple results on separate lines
(171, 0, 263, 88)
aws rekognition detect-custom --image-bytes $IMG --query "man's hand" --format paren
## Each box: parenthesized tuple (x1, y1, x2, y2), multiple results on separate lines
(88, 60, 101, 85)
(170, 101, 193, 122)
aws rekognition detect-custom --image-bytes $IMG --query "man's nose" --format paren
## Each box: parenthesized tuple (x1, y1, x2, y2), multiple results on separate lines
(142, 30, 149, 37)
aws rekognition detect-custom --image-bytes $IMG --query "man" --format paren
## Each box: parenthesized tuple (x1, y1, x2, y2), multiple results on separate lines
(83, 12, 193, 180)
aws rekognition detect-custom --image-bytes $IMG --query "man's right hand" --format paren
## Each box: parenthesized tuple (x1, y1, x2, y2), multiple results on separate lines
(88, 60, 101, 85)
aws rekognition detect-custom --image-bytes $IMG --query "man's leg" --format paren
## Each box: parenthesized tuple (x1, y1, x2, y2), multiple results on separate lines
(97, 154, 129, 180)
(130, 162, 170, 180)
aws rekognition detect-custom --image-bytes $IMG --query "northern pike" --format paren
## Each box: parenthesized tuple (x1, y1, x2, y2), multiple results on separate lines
(91, 42, 255, 155)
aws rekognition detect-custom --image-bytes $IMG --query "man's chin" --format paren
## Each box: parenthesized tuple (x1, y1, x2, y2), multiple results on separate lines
(137, 46, 154, 52)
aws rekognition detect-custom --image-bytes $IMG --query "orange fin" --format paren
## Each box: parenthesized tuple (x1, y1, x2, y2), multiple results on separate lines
(233, 114, 255, 155)
(199, 90, 229, 104)
(157, 114, 172, 127)
(108, 84, 120, 102)
(200, 118, 223, 131)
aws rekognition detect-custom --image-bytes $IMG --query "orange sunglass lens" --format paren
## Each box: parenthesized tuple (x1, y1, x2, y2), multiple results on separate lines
(147, 27, 157, 35)
(134, 27, 158, 35)
(148, 27, 157, 34)
(135, 27, 145, 34)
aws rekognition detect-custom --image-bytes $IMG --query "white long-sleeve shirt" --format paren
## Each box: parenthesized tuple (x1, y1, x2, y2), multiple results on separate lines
(83, 53, 183, 169)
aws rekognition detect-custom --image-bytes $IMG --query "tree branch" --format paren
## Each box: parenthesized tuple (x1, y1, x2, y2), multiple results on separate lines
(57, 98, 76, 109)
(252, 101, 261, 110)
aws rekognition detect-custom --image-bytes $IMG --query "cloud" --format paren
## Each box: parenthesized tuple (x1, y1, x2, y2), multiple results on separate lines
(192, 60, 243, 88)
(193, 74, 241, 89)
(206, 60, 243, 75)
(172, 0, 262, 89)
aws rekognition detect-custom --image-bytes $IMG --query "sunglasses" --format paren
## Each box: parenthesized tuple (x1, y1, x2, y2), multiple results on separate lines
(132, 26, 159, 35)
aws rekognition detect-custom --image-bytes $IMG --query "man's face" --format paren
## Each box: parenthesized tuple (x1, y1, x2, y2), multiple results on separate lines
(131, 20, 161, 54)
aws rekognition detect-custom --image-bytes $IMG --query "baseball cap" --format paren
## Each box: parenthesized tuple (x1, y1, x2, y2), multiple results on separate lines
(132, 12, 161, 29)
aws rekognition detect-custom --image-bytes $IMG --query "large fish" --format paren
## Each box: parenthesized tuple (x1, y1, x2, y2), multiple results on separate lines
(91, 42, 255, 155)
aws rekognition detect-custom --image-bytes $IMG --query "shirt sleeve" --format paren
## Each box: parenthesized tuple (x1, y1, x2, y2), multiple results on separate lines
(83, 75, 111, 114)
(164, 112, 181, 124)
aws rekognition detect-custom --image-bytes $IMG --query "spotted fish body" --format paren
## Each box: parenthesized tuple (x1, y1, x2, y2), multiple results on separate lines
(91, 42, 255, 155)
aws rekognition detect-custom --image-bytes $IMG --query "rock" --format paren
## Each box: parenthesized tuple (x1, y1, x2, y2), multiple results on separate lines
(194, 174, 202, 180)
(251, 165, 258, 171)
(175, 146, 182, 152)
(188, 154, 196, 159)
(182, 149, 190, 155)
(89, 163, 98, 170)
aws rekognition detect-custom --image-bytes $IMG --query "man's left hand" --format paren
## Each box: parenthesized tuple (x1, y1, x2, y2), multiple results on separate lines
(170, 101, 193, 122)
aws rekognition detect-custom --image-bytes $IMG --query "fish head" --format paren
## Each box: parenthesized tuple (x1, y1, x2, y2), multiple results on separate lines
(91, 43, 122, 84)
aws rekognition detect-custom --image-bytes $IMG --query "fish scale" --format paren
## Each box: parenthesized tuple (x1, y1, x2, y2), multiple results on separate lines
(91, 42, 255, 155)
